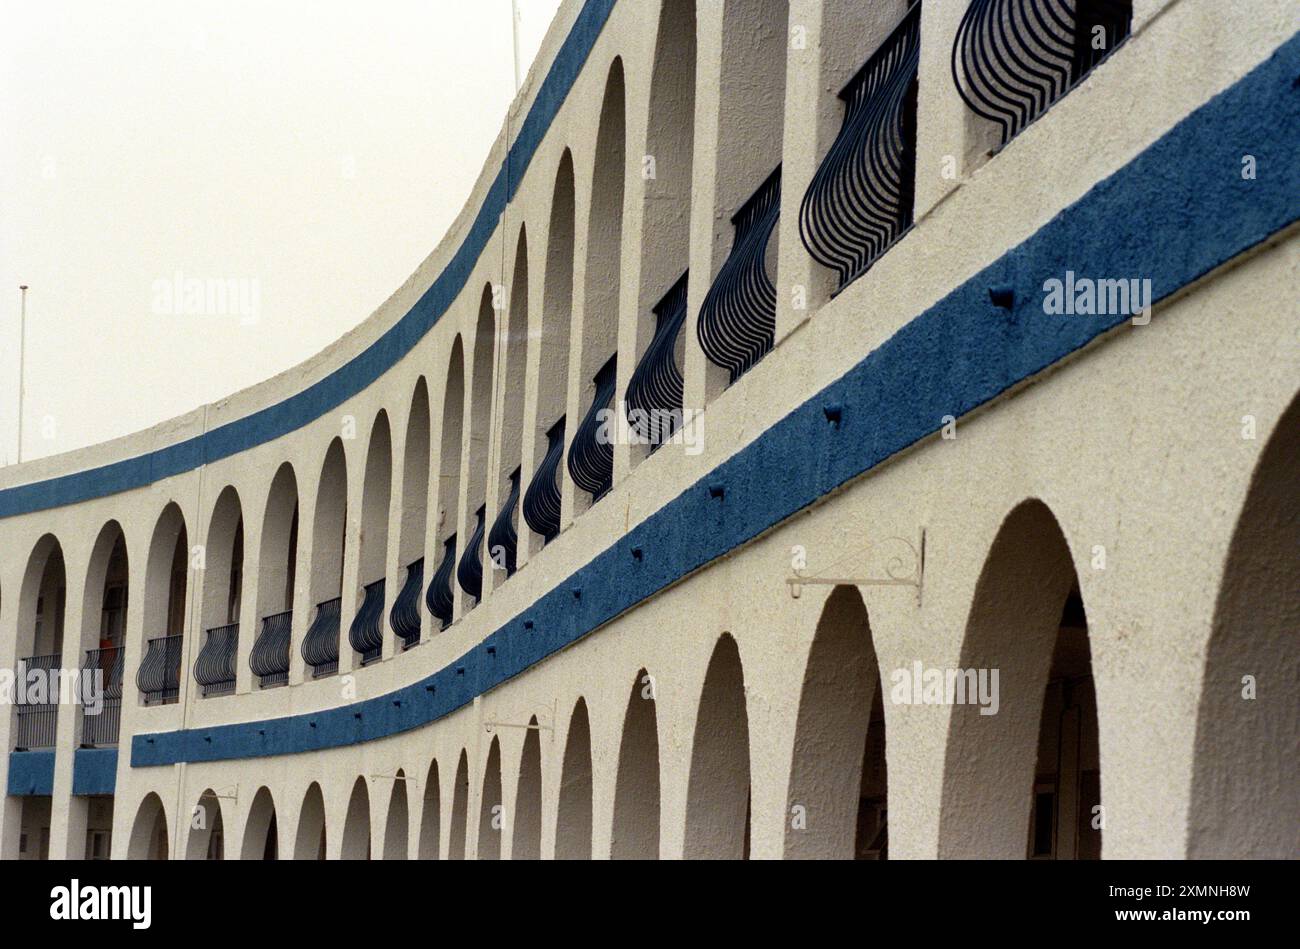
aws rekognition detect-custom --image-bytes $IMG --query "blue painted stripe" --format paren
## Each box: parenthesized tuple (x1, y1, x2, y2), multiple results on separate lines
(72, 748, 118, 796)
(7, 750, 55, 796)
(0, 0, 619, 520)
(130, 32, 1300, 767)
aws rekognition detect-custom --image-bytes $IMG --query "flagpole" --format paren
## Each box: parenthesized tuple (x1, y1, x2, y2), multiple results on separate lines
(17, 284, 27, 464)
(511, 0, 522, 91)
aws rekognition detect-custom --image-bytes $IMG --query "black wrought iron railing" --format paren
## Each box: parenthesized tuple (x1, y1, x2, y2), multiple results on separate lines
(523, 416, 565, 544)
(193, 623, 238, 697)
(250, 610, 292, 688)
(952, 0, 1132, 145)
(348, 578, 386, 665)
(426, 534, 457, 630)
(799, 1, 920, 293)
(81, 645, 124, 747)
(567, 355, 617, 500)
(301, 597, 342, 678)
(457, 506, 487, 604)
(699, 167, 781, 385)
(14, 653, 61, 750)
(390, 558, 424, 650)
(487, 468, 521, 579)
(627, 273, 688, 453)
(137, 634, 184, 705)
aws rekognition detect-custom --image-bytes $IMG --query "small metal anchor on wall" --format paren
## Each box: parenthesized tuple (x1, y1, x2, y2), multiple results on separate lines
(786, 529, 925, 605)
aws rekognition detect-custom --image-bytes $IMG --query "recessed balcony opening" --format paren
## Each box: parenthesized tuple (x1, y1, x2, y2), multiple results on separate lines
(251, 463, 297, 689)
(303, 439, 347, 679)
(953, 0, 1133, 161)
(15, 535, 65, 751)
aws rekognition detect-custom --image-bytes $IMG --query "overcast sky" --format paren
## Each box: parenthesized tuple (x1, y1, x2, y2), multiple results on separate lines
(0, 0, 563, 465)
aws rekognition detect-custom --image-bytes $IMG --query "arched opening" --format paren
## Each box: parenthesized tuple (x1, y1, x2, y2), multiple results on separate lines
(524, 151, 575, 549)
(383, 770, 409, 859)
(697, 0, 788, 396)
(576, 61, 626, 483)
(611, 670, 661, 859)
(476, 736, 502, 860)
(488, 228, 529, 589)
(79, 522, 128, 747)
(305, 439, 347, 677)
(340, 777, 371, 860)
(253, 463, 298, 689)
(428, 339, 465, 631)
(784, 585, 886, 859)
(1189, 390, 1300, 857)
(127, 792, 169, 860)
(185, 789, 226, 860)
(195, 486, 243, 697)
(448, 750, 469, 859)
(456, 288, 496, 612)
(14, 535, 65, 756)
(684, 634, 751, 859)
(240, 786, 278, 860)
(555, 698, 593, 860)
(394, 379, 431, 648)
(631, 10, 693, 455)
(418, 759, 441, 859)
(140, 503, 189, 705)
(350, 411, 392, 665)
(512, 716, 543, 860)
(938, 500, 1099, 859)
(293, 782, 327, 860)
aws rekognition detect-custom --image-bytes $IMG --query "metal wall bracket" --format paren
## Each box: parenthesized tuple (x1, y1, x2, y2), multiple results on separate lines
(484, 699, 556, 736)
(370, 769, 416, 787)
(786, 529, 925, 605)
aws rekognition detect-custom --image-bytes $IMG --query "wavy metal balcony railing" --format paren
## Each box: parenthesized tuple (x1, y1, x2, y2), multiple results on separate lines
(249, 610, 292, 688)
(80, 645, 124, 747)
(568, 355, 617, 500)
(523, 416, 565, 544)
(457, 506, 487, 604)
(952, 0, 1132, 146)
(426, 534, 457, 630)
(301, 597, 342, 678)
(627, 274, 688, 453)
(348, 578, 386, 665)
(14, 653, 61, 750)
(799, 1, 920, 293)
(699, 167, 781, 385)
(487, 468, 521, 579)
(136, 634, 184, 705)
(193, 623, 238, 697)
(390, 558, 424, 650)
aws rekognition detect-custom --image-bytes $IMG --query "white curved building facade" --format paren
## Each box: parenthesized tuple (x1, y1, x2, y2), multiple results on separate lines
(1, 0, 1297, 860)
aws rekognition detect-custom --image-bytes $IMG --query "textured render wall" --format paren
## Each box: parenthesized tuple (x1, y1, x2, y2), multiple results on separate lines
(0, 0, 1296, 859)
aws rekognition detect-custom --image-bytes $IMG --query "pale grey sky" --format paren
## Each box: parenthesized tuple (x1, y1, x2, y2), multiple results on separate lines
(0, 0, 563, 465)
